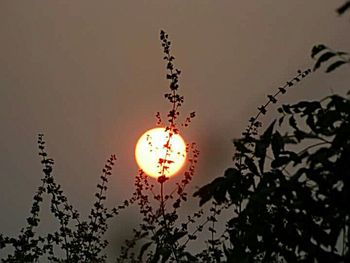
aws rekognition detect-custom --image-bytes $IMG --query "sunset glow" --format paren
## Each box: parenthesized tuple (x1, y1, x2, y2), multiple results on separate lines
(135, 127, 186, 178)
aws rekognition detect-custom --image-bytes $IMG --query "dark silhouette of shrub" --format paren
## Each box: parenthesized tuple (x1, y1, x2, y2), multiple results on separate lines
(195, 89, 350, 262)
(0, 134, 127, 262)
(194, 4, 350, 262)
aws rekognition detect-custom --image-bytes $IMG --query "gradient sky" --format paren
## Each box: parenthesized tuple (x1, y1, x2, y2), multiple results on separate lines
(1, 1, 349, 261)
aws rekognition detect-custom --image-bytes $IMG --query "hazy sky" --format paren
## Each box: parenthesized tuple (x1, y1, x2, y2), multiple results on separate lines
(1, 0, 349, 260)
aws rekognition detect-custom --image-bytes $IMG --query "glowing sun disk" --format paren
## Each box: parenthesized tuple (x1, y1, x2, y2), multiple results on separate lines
(135, 127, 186, 178)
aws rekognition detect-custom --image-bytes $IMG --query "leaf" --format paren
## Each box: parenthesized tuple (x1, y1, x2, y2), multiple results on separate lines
(193, 184, 213, 206)
(332, 122, 350, 149)
(317, 110, 341, 130)
(258, 105, 267, 115)
(262, 120, 276, 141)
(160, 247, 171, 263)
(292, 101, 321, 115)
(193, 177, 227, 206)
(182, 252, 198, 262)
(325, 60, 348, 73)
(336, 1, 350, 15)
(224, 168, 240, 180)
(245, 157, 259, 175)
(213, 180, 229, 204)
(313, 51, 336, 71)
(255, 121, 276, 173)
(279, 87, 286, 94)
(278, 116, 284, 126)
(233, 140, 252, 154)
(138, 242, 153, 260)
(288, 115, 298, 130)
(170, 230, 187, 243)
(267, 95, 277, 103)
(328, 95, 350, 113)
(254, 140, 267, 158)
(282, 104, 292, 114)
(271, 131, 284, 158)
(223, 243, 232, 258)
(311, 44, 327, 58)
(306, 115, 317, 133)
(295, 129, 307, 143)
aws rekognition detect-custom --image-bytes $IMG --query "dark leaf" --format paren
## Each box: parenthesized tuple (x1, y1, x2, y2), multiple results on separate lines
(336, 1, 350, 15)
(245, 157, 259, 175)
(170, 230, 187, 242)
(311, 44, 327, 58)
(278, 116, 284, 126)
(267, 95, 277, 103)
(313, 51, 336, 71)
(258, 105, 267, 115)
(234, 140, 252, 154)
(289, 115, 298, 130)
(332, 122, 350, 149)
(255, 121, 275, 173)
(194, 177, 226, 206)
(254, 140, 267, 158)
(138, 242, 153, 260)
(325, 60, 348, 73)
(271, 131, 284, 158)
(282, 104, 292, 114)
(160, 247, 171, 263)
(261, 120, 276, 141)
(279, 87, 286, 94)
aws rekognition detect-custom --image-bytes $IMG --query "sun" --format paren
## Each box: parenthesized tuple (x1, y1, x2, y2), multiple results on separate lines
(135, 127, 187, 178)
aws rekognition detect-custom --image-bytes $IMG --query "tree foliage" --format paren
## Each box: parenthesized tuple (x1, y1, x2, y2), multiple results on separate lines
(196, 91, 350, 262)
(194, 4, 350, 261)
(0, 135, 126, 262)
(311, 1, 350, 73)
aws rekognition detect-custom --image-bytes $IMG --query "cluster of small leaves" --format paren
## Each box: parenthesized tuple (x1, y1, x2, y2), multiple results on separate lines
(84, 154, 119, 260)
(165, 143, 198, 208)
(193, 68, 313, 262)
(117, 171, 156, 262)
(311, 44, 349, 73)
(160, 29, 183, 130)
(131, 31, 228, 263)
(309, 2, 350, 74)
(194, 68, 312, 206)
(233, 93, 349, 262)
(0, 135, 50, 262)
(193, 202, 227, 263)
(195, 85, 350, 261)
(309, 2, 350, 76)
(0, 135, 126, 262)
(158, 30, 196, 133)
(124, 30, 202, 262)
(312, 2, 350, 72)
(154, 30, 197, 185)
(118, 143, 201, 263)
(245, 69, 311, 148)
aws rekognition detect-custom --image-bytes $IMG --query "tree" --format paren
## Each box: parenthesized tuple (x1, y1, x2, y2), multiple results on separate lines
(194, 3, 350, 262)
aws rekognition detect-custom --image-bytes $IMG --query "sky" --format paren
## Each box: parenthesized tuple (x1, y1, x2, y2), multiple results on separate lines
(1, 0, 350, 261)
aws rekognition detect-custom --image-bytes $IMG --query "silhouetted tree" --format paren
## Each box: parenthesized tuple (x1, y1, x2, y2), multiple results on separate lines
(194, 3, 350, 262)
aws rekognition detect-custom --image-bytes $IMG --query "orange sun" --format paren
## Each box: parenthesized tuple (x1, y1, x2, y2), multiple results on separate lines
(135, 127, 186, 178)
